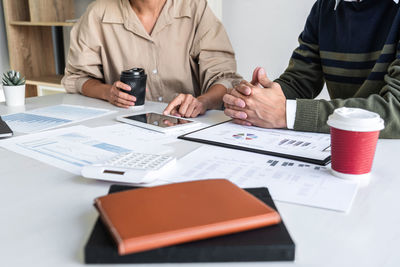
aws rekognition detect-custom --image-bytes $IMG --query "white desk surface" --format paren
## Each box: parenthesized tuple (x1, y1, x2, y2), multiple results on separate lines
(0, 94, 399, 267)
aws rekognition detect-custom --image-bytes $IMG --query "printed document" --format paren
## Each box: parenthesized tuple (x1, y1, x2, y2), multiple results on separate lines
(180, 122, 331, 164)
(0, 125, 171, 175)
(163, 146, 358, 212)
(2, 104, 115, 133)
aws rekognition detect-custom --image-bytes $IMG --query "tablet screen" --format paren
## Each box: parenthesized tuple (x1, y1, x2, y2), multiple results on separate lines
(124, 113, 194, 128)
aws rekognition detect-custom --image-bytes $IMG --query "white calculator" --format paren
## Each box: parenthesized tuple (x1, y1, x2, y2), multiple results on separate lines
(81, 152, 176, 184)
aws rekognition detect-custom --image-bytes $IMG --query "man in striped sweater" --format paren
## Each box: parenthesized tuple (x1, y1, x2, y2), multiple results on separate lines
(223, 0, 400, 138)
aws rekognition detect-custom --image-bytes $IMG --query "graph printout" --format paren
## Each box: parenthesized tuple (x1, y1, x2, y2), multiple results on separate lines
(0, 126, 131, 175)
(0, 125, 173, 175)
(179, 121, 331, 165)
(2, 104, 115, 133)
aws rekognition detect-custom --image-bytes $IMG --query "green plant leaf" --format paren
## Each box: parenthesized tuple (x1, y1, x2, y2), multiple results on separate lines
(17, 79, 25, 85)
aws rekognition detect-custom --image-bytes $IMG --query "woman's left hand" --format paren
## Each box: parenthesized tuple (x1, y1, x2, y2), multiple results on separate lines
(163, 94, 207, 118)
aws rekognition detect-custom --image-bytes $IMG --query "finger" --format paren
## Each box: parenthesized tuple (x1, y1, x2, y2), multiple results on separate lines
(191, 105, 205, 118)
(230, 86, 252, 100)
(178, 95, 193, 116)
(223, 94, 246, 108)
(224, 103, 246, 112)
(114, 81, 131, 92)
(163, 94, 184, 115)
(184, 101, 197, 118)
(114, 89, 136, 102)
(115, 95, 135, 107)
(170, 109, 182, 117)
(224, 108, 248, 120)
(257, 67, 273, 88)
(113, 100, 131, 109)
(234, 83, 252, 96)
(251, 67, 262, 87)
(232, 119, 252, 126)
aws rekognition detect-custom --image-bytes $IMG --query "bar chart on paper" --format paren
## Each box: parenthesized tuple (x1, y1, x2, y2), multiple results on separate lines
(179, 122, 332, 165)
(2, 105, 115, 133)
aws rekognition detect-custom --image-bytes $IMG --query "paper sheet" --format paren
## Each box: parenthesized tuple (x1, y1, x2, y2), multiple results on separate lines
(181, 122, 331, 163)
(162, 146, 358, 212)
(2, 104, 116, 133)
(0, 125, 172, 175)
(90, 124, 177, 147)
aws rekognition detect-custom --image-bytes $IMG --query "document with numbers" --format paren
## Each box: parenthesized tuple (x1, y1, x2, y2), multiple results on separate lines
(162, 146, 358, 212)
(179, 121, 331, 165)
(2, 104, 116, 133)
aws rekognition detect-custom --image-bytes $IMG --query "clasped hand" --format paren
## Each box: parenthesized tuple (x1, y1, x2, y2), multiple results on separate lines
(223, 67, 288, 129)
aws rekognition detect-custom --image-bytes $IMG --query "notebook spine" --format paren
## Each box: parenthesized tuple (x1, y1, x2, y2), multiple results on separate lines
(95, 199, 125, 254)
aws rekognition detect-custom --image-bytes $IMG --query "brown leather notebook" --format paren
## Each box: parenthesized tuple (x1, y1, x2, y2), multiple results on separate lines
(94, 179, 281, 255)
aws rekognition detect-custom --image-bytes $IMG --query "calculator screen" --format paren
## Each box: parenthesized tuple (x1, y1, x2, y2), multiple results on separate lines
(125, 113, 193, 128)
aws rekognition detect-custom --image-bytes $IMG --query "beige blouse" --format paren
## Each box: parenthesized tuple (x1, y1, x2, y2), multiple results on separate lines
(62, 0, 241, 103)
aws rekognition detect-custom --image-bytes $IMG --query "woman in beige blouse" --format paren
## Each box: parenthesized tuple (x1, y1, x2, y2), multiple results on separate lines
(62, 0, 241, 118)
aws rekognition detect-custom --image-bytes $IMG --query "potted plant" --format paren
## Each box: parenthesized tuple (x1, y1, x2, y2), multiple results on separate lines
(2, 70, 26, 106)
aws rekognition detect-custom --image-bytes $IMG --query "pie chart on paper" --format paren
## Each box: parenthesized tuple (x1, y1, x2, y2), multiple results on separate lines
(232, 133, 258, 141)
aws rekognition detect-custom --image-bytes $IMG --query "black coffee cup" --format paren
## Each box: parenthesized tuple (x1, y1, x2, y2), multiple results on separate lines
(120, 68, 147, 107)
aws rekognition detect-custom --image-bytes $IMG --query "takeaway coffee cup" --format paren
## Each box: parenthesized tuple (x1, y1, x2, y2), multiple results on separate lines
(327, 107, 384, 180)
(120, 68, 147, 110)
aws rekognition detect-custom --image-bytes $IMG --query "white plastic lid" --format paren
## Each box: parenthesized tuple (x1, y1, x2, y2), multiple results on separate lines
(327, 107, 384, 132)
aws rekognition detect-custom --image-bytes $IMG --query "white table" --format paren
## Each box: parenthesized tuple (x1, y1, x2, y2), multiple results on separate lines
(0, 94, 399, 267)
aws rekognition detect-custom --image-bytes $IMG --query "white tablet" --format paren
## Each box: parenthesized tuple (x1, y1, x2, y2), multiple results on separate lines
(116, 112, 202, 133)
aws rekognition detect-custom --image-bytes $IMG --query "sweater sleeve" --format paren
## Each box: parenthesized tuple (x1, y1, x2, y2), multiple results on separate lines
(294, 57, 400, 139)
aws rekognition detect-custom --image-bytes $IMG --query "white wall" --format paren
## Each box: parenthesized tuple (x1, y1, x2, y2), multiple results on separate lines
(208, 0, 223, 20)
(222, 0, 315, 81)
(221, 0, 329, 99)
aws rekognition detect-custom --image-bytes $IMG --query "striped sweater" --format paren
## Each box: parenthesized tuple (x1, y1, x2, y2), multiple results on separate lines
(275, 0, 400, 138)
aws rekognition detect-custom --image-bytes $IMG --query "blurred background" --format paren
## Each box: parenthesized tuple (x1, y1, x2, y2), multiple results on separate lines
(0, 0, 328, 100)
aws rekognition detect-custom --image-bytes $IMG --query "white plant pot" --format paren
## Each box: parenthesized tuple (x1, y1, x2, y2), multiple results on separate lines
(3, 84, 25, 106)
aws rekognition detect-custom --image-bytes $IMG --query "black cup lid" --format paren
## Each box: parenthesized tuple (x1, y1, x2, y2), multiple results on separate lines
(122, 68, 146, 76)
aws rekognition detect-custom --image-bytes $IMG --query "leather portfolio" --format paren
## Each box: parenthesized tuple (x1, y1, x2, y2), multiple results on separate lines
(85, 183, 295, 263)
(94, 179, 281, 255)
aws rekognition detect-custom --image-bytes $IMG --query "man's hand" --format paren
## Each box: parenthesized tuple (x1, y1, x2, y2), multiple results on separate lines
(223, 67, 287, 129)
(163, 94, 207, 118)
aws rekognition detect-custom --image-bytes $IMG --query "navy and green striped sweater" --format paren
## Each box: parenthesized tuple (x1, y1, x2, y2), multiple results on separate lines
(275, 0, 400, 138)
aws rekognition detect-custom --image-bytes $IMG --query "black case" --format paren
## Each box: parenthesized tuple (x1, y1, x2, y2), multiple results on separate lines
(84, 185, 295, 264)
(0, 116, 13, 138)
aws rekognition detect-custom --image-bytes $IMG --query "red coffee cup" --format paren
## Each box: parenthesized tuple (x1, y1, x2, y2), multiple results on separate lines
(327, 108, 384, 180)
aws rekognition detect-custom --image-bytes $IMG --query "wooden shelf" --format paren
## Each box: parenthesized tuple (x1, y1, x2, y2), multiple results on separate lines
(10, 21, 75, 27)
(3, 0, 76, 97)
(26, 75, 64, 88)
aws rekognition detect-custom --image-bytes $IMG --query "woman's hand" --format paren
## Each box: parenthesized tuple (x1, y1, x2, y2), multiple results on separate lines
(105, 81, 136, 108)
(163, 94, 207, 118)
